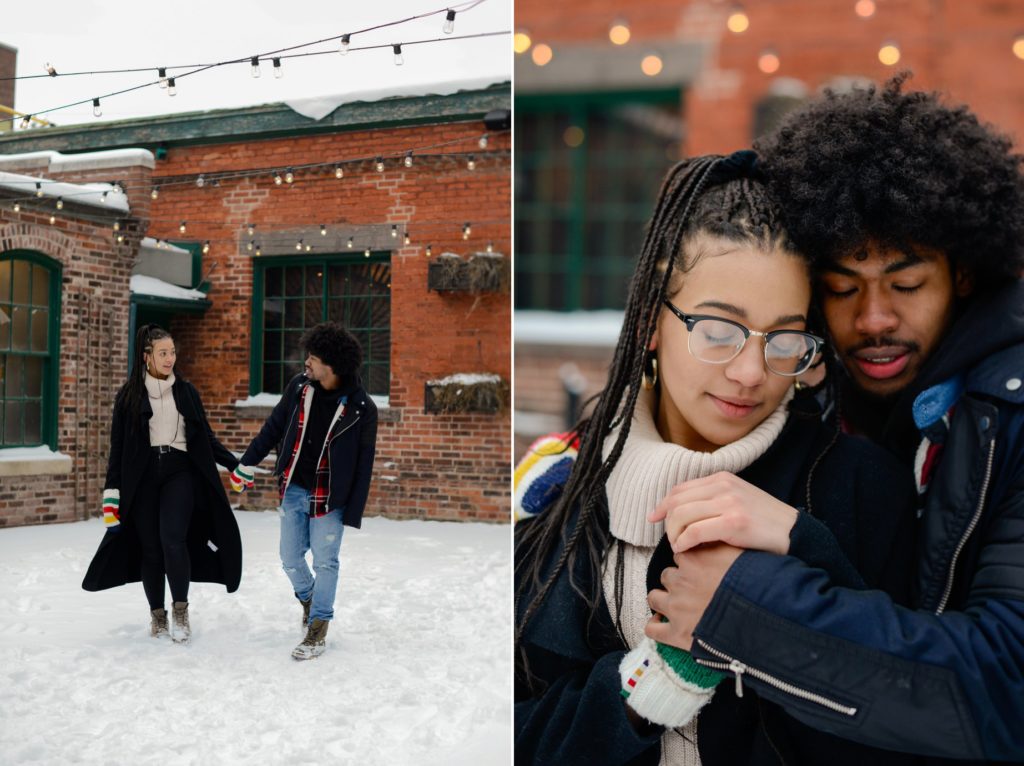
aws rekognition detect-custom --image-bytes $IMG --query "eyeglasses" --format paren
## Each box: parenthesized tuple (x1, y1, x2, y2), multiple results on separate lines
(663, 301, 824, 377)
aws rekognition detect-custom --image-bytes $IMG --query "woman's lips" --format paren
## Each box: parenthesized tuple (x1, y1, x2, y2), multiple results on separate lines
(852, 349, 911, 379)
(709, 394, 760, 418)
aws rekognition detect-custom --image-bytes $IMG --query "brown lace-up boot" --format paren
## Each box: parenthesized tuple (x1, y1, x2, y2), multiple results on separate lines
(292, 618, 328, 660)
(171, 601, 191, 644)
(299, 597, 312, 628)
(150, 608, 169, 639)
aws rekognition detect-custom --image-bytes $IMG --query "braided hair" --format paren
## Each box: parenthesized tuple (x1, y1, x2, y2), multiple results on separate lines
(514, 153, 810, 693)
(117, 323, 173, 426)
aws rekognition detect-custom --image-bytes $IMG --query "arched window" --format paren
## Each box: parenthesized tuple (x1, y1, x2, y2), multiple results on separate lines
(0, 251, 61, 448)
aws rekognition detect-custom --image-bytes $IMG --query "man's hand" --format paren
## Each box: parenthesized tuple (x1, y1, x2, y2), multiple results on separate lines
(645, 543, 742, 651)
(648, 471, 798, 555)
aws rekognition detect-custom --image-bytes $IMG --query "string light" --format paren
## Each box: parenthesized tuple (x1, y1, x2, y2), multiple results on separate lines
(296, 238, 303, 251)
(727, 5, 750, 33)
(113, 220, 120, 231)
(854, 0, 876, 18)
(347, 237, 354, 249)
(305, 242, 312, 252)
(463, 222, 471, 239)
(878, 41, 901, 65)
(479, 134, 489, 149)
(20, 115, 31, 129)
(1013, 34, 1024, 59)
(375, 156, 385, 172)
(167, 77, 177, 96)
(758, 48, 781, 74)
(340, 33, 351, 55)
(609, 19, 631, 45)
(158, 67, 168, 88)
(247, 223, 256, 235)
(532, 44, 553, 66)
(251, 56, 262, 78)
(273, 58, 283, 78)
(56, 197, 63, 210)
(112, 183, 123, 194)
(426, 244, 433, 257)
(443, 9, 457, 34)
(393, 44, 404, 66)
(514, 31, 532, 55)
(46, 63, 57, 77)
(13, 203, 20, 212)
(467, 155, 476, 170)
(334, 166, 344, 179)
(49, 213, 56, 225)
(274, 171, 283, 185)
(196, 174, 206, 188)
(117, 233, 125, 243)
(203, 240, 211, 254)
(35, 182, 43, 198)
(641, 54, 663, 77)
(320, 224, 327, 236)
(247, 240, 254, 251)
(179, 221, 187, 234)
(391, 224, 398, 238)
(101, 191, 109, 203)
(255, 244, 262, 256)
(487, 241, 494, 253)
(92, 98, 102, 118)
(364, 247, 371, 257)
(404, 151, 414, 167)
(285, 168, 294, 184)
(150, 187, 159, 200)
(404, 230, 410, 245)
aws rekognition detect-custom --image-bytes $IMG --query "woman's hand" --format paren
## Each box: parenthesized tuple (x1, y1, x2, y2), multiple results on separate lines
(648, 471, 798, 555)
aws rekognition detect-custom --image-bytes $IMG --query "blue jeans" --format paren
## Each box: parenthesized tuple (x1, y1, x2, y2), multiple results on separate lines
(279, 485, 344, 622)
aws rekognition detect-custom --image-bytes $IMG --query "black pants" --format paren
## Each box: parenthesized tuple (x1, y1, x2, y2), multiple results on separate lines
(133, 449, 194, 610)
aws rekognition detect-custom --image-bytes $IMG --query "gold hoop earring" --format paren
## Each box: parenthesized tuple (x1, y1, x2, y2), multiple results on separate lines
(642, 353, 658, 390)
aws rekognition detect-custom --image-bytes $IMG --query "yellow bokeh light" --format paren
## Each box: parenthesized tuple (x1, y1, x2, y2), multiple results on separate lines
(854, 0, 876, 18)
(1013, 36, 1024, 60)
(878, 43, 901, 65)
(609, 23, 631, 46)
(727, 11, 750, 34)
(641, 54, 664, 76)
(563, 126, 585, 148)
(514, 31, 532, 54)
(532, 43, 553, 67)
(758, 51, 780, 74)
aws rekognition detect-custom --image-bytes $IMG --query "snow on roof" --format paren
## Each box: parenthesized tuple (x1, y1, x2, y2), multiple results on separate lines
(0, 170, 129, 213)
(139, 236, 190, 255)
(515, 310, 624, 347)
(130, 274, 207, 301)
(0, 148, 154, 173)
(427, 373, 504, 386)
(284, 77, 507, 121)
(0, 445, 72, 462)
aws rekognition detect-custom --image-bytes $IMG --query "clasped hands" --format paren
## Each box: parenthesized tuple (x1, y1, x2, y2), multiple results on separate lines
(644, 472, 798, 651)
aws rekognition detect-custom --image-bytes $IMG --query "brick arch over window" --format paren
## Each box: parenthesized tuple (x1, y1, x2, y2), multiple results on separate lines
(0, 245, 63, 448)
(0, 223, 78, 260)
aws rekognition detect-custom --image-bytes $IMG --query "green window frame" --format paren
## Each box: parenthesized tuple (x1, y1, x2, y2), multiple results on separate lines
(0, 250, 62, 448)
(515, 90, 683, 311)
(250, 253, 391, 398)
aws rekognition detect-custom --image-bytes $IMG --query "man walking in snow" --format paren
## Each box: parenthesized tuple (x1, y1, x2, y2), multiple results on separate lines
(232, 322, 378, 659)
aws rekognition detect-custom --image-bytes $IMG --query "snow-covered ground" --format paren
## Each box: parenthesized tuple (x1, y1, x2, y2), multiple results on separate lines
(0, 512, 511, 765)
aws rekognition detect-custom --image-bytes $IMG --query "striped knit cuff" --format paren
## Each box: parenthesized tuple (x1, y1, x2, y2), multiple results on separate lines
(619, 636, 717, 728)
(102, 488, 120, 526)
(656, 642, 725, 690)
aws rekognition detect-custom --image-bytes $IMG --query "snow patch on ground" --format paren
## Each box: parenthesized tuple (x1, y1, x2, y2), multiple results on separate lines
(0, 513, 511, 765)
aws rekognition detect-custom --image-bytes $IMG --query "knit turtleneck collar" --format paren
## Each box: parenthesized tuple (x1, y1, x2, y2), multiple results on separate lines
(145, 370, 176, 397)
(603, 385, 793, 547)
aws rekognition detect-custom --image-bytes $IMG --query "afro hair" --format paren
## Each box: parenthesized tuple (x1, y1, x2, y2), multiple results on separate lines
(301, 322, 362, 380)
(756, 73, 1024, 290)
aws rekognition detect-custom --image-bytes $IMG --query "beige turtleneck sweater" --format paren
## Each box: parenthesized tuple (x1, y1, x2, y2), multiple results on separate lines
(145, 371, 187, 452)
(602, 386, 793, 766)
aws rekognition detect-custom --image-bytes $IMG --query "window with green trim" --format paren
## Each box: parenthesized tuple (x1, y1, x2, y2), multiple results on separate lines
(252, 254, 391, 397)
(515, 91, 683, 311)
(0, 252, 61, 448)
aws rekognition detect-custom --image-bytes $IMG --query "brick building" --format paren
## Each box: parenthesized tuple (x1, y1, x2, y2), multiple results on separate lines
(513, 0, 1024, 457)
(0, 82, 511, 526)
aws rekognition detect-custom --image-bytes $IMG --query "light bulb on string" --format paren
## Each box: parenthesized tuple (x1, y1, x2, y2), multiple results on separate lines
(305, 243, 312, 252)
(247, 240, 254, 252)
(463, 222, 471, 239)
(391, 225, 398, 238)
(404, 230, 410, 245)
(334, 166, 344, 179)
(13, 203, 20, 212)
(151, 187, 159, 200)
(727, 5, 750, 33)
(609, 19, 631, 45)
(117, 233, 124, 243)
(167, 78, 177, 96)
(20, 114, 31, 129)
(196, 174, 205, 188)
(203, 240, 211, 254)
(878, 41, 901, 65)
(393, 44, 404, 66)
(426, 244, 433, 257)
(158, 67, 168, 88)
(113, 220, 120, 232)
(479, 134, 489, 149)
(487, 241, 494, 253)
(854, 0, 876, 18)
(404, 151, 413, 168)
(758, 48, 781, 74)
(101, 191, 109, 203)
(49, 214, 56, 225)
(443, 9, 456, 34)
(340, 33, 351, 55)
(1015, 34, 1024, 59)
(273, 58, 283, 78)
(296, 239, 303, 251)
(273, 171, 283, 185)
(347, 237, 354, 249)
(251, 57, 261, 78)
(92, 98, 102, 118)
(514, 31, 532, 55)
(255, 244, 262, 256)
(247, 223, 256, 236)
(375, 156, 385, 172)
(467, 155, 476, 170)
(55, 197, 63, 210)
(112, 183, 123, 194)
(179, 221, 187, 234)
(46, 63, 57, 77)
(285, 168, 294, 184)
(35, 182, 43, 198)
(364, 247, 371, 258)
(320, 224, 327, 236)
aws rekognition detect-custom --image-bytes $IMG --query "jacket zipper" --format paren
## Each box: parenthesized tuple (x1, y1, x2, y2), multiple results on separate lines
(695, 639, 858, 716)
(935, 437, 996, 615)
(322, 412, 361, 510)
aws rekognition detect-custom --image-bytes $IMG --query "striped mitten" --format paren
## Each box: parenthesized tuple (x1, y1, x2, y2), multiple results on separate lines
(102, 488, 120, 528)
(619, 635, 725, 728)
(230, 465, 255, 493)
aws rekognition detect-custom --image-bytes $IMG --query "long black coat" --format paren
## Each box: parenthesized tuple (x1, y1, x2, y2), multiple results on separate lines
(82, 376, 243, 593)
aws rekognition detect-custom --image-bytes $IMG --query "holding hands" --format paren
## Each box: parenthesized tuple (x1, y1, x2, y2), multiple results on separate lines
(648, 471, 798, 555)
(102, 488, 120, 529)
(230, 465, 255, 493)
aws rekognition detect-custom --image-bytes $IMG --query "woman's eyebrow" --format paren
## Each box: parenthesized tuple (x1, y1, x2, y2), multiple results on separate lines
(693, 300, 805, 325)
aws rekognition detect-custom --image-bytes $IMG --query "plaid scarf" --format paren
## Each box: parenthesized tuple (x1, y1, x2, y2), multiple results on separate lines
(280, 384, 347, 518)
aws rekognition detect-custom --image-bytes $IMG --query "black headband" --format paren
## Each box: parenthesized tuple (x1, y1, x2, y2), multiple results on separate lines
(705, 149, 761, 186)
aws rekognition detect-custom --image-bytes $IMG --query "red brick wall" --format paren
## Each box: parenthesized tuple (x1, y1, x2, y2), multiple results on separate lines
(515, 0, 1024, 152)
(148, 121, 512, 523)
(0, 211, 137, 526)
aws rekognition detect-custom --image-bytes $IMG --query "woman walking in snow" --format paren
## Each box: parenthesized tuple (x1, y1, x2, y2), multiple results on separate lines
(83, 324, 243, 643)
